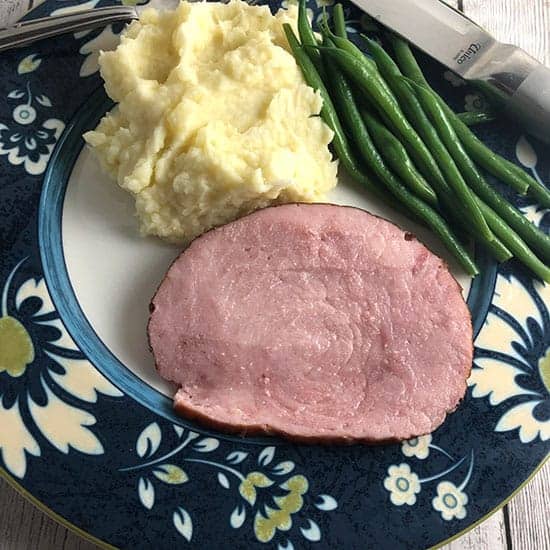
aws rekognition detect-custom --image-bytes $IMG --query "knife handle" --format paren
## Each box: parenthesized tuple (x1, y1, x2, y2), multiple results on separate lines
(506, 64, 550, 144)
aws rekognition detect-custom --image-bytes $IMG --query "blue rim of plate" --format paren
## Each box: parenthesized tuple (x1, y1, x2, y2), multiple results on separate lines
(1, 1, 549, 549)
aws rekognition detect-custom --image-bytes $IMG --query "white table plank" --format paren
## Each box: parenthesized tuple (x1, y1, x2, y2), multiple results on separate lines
(443, 510, 507, 550)
(463, 0, 550, 65)
(507, 460, 550, 550)
(0, 0, 32, 24)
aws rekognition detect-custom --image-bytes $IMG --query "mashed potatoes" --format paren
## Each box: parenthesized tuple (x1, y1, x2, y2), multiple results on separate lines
(85, 0, 337, 243)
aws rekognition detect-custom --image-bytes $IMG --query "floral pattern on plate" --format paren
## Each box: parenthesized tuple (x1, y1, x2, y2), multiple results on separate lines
(384, 436, 474, 521)
(120, 422, 337, 546)
(0, 258, 123, 479)
(470, 273, 550, 443)
(0, 54, 64, 175)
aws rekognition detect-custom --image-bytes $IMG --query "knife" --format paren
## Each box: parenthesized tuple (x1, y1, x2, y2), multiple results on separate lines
(348, 0, 550, 144)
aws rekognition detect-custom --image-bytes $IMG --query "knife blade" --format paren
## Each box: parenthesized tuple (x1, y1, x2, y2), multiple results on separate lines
(349, 0, 550, 144)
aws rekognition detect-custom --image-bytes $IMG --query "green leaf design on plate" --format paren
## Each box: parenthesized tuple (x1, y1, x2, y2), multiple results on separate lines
(153, 464, 189, 485)
(239, 472, 274, 505)
(17, 54, 41, 75)
(0, 316, 35, 377)
(538, 348, 550, 393)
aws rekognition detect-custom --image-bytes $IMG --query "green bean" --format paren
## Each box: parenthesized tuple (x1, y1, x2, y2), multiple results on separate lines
(360, 35, 402, 83)
(356, 36, 515, 262)
(318, 13, 400, 107)
(476, 173, 550, 264)
(468, 202, 514, 262)
(358, 43, 496, 246)
(319, 13, 402, 130)
(358, 36, 449, 189)
(357, 107, 437, 204)
(390, 35, 543, 200)
(347, 33, 513, 262)
(377, 34, 549, 268)
(358, 107, 435, 207)
(402, 77, 550, 264)
(333, 3, 347, 38)
(479, 201, 550, 282)
(393, 35, 550, 205)
(283, 24, 384, 202)
(318, 47, 451, 199)
(451, 110, 550, 206)
(523, 171, 550, 208)
(389, 35, 427, 84)
(318, 18, 377, 70)
(297, 0, 324, 77)
(318, 47, 477, 274)
(360, 107, 512, 262)
(457, 111, 496, 126)
(294, 21, 428, 223)
(400, 77, 495, 242)
(324, 45, 437, 204)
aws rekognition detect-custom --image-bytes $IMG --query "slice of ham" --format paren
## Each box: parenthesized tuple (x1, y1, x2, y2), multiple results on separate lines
(148, 203, 473, 443)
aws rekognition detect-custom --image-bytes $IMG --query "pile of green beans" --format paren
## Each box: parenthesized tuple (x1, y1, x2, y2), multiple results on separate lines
(286, 0, 550, 282)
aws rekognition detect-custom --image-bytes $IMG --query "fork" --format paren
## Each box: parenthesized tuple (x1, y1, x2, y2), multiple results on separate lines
(0, 5, 139, 53)
(0, 0, 267, 54)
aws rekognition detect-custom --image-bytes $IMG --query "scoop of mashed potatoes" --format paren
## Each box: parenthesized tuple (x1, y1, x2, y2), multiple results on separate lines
(84, 0, 337, 243)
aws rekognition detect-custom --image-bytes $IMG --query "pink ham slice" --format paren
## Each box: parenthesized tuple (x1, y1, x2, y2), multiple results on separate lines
(148, 203, 473, 443)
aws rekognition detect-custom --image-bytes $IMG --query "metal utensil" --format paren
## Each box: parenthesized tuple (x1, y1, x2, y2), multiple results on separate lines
(349, 0, 550, 143)
(0, 6, 138, 53)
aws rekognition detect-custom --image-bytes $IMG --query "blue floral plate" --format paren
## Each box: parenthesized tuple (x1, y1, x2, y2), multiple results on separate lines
(1, 1, 549, 548)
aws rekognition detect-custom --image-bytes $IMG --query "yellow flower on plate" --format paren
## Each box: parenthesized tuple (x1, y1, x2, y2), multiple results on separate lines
(254, 475, 308, 543)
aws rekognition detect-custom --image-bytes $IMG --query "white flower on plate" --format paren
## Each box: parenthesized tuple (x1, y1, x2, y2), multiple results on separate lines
(432, 481, 468, 520)
(469, 275, 550, 443)
(0, 81, 64, 176)
(383, 463, 421, 505)
(0, 259, 123, 479)
(401, 435, 432, 459)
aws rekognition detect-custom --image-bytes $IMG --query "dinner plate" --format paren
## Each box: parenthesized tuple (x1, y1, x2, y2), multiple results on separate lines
(1, 1, 548, 548)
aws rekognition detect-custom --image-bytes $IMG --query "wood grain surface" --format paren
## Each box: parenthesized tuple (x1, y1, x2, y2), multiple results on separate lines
(463, 0, 550, 65)
(0, 0, 549, 549)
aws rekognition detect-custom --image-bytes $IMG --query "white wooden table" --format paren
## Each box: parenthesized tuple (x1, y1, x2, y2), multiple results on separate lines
(0, 0, 549, 548)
